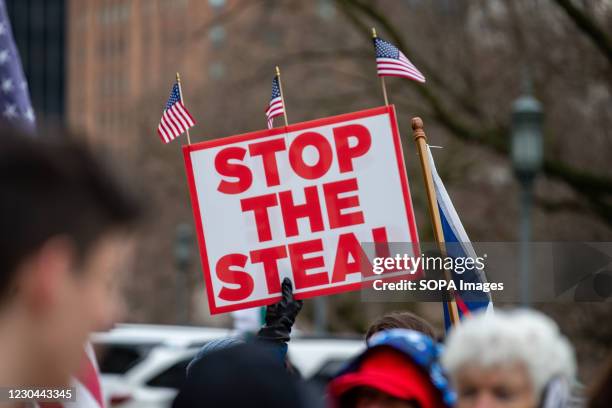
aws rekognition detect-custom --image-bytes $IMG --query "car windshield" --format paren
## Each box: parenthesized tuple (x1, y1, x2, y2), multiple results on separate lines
(94, 342, 159, 374)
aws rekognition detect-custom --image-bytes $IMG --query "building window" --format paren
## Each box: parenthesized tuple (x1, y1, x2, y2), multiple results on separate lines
(318, 0, 335, 20)
(209, 25, 225, 48)
(209, 62, 224, 79)
(170, 0, 190, 8)
(98, 3, 131, 25)
(208, 0, 225, 10)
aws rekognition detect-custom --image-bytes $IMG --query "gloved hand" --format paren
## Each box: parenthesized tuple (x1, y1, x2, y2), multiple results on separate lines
(257, 278, 303, 343)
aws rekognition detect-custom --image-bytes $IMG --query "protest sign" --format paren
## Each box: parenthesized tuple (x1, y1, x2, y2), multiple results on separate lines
(183, 106, 420, 314)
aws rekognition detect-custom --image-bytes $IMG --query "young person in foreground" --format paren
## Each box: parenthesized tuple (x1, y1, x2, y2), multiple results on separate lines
(0, 127, 140, 404)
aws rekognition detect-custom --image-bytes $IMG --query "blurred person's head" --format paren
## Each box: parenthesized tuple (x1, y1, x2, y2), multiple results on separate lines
(442, 310, 576, 408)
(329, 329, 455, 408)
(173, 342, 317, 408)
(365, 311, 436, 341)
(186, 336, 245, 378)
(0, 127, 140, 386)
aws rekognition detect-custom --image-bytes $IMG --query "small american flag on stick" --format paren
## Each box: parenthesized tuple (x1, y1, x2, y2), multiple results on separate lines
(265, 75, 285, 129)
(157, 82, 195, 144)
(374, 36, 426, 83)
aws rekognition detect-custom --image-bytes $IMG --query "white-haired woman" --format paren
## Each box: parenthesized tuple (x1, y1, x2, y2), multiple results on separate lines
(442, 310, 577, 408)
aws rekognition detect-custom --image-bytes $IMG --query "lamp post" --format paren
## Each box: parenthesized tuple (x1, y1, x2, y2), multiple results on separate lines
(174, 223, 193, 324)
(511, 84, 543, 307)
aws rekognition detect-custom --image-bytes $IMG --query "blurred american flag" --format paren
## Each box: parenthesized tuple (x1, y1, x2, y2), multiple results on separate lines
(0, 0, 35, 133)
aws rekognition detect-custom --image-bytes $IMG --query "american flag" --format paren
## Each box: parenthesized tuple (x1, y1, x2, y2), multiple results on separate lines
(265, 76, 284, 129)
(0, 0, 35, 134)
(157, 83, 195, 143)
(374, 37, 426, 83)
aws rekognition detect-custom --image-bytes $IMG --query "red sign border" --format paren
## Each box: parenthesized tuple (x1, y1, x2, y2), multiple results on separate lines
(183, 105, 420, 314)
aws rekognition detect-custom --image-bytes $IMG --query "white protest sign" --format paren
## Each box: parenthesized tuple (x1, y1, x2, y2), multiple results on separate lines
(184, 106, 420, 314)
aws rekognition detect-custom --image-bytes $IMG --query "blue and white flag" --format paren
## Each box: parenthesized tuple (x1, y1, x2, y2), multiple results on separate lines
(0, 0, 35, 134)
(426, 146, 493, 329)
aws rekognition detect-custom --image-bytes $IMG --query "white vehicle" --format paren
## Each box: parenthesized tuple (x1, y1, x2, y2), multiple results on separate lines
(92, 324, 364, 408)
(92, 324, 232, 408)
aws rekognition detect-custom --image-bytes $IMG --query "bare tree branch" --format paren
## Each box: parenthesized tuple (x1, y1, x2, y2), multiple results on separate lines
(337, 0, 612, 227)
(535, 196, 587, 213)
(554, 0, 612, 65)
(552, 0, 612, 68)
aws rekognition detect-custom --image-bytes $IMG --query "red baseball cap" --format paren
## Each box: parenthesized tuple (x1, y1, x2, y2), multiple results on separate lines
(328, 348, 446, 408)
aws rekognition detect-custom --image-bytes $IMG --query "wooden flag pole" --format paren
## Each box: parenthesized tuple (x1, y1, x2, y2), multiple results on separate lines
(381, 78, 389, 106)
(275, 66, 289, 127)
(371, 27, 389, 106)
(412, 117, 461, 326)
(176, 72, 192, 145)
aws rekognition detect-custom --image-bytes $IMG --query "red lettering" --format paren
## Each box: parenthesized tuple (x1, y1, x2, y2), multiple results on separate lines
(323, 178, 364, 229)
(289, 132, 333, 179)
(240, 193, 278, 242)
(215, 147, 253, 194)
(279, 186, 324, 238)
(332, 232, 371, 283)
(216, 254, 254, 301)
(250, 245, 287, 295)
(288, 239, 329, 289)
(333, 124, 372, 173)
(248, 138, 286, 187)
(372, 226, 391, 259)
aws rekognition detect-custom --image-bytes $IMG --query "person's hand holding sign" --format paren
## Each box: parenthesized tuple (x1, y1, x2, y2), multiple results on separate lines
(257, 278, 303, 343)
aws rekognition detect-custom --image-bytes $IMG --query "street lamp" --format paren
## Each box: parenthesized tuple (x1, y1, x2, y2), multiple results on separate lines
(511, 83, 543, 307)
(174, 223, 193, 324)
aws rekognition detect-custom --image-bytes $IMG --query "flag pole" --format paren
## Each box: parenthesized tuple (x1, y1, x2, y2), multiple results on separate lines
(412, 117, 461, 326)
(176, 72, 192, 145)
(381, 78, 389, 106)
(372, 28, 389, 106)
(275, 66, 289, 127)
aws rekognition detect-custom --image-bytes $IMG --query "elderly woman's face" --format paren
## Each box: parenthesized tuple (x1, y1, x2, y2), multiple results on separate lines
(453, 362, 538, 408)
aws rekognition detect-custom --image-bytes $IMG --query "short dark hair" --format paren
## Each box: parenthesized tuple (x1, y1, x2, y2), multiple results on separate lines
(0, 126, 141, 299)
(365, 311, 436, 341)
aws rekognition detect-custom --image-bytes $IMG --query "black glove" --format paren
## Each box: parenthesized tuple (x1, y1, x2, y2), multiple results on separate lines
(257, 278, 303, 343)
